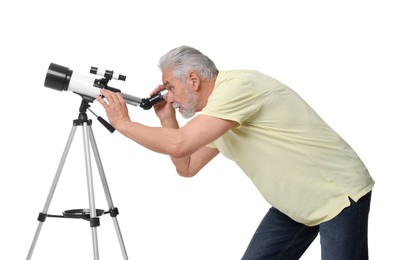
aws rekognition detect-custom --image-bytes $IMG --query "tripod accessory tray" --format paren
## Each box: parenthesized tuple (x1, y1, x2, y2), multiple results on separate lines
(63, 209, 105, 219)
(44, 208, 110, 228)
(63, 209, 104, 227)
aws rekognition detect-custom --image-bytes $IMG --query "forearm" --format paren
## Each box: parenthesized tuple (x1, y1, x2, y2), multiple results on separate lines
(158, 118, 195, 177)
(116, 120, 183, 156)
(160, 117, 180, 129)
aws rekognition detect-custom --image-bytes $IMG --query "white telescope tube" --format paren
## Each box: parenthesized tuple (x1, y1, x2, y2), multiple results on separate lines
(44, 63, 145, 107)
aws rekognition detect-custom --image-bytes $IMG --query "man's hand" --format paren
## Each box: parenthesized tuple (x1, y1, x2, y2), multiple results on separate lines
(96, 89, 131, 130)
(151, 85, 178, 128)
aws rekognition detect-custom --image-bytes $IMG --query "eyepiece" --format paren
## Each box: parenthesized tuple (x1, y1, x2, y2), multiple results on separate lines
(140, 89, 168, 110)
(44, 63, 72, 92)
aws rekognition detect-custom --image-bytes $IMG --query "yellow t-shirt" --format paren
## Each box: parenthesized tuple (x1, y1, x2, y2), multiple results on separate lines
(201, 70, 374, 226)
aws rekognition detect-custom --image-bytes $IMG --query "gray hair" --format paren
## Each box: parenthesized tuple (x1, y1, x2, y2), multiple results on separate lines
(158, 46, 219, 82)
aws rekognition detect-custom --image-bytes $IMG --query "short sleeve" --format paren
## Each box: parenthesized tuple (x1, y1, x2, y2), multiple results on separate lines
(201, 75, 261, 126)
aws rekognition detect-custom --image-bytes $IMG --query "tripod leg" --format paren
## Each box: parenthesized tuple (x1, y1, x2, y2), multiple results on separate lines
(83, 122, 100, 260)
(88, 126, 129, 260)
(27, 125, 78, 260)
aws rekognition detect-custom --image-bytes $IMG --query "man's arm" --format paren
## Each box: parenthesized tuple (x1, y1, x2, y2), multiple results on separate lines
(117, 115, 233, 178)
(96, 89, 235, 176)
(115, 114, 233, 157)
(171, 146, 220, 177)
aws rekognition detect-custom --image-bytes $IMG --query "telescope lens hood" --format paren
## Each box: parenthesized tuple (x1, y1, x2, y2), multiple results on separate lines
(44, 63, 72, 91)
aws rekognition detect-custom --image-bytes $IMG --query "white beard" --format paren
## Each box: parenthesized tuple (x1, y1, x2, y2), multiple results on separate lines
(173, 85, 198, 119)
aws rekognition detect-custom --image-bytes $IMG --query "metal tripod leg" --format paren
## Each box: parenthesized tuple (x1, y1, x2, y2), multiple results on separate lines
(27, 122, 129, 260)
(82, 122, 100, 260)
(27, 125, 78, 260)
(88, 125, 129, 260)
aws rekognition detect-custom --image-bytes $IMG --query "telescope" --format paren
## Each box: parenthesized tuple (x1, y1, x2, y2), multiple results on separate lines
(44, 63, 167, 110)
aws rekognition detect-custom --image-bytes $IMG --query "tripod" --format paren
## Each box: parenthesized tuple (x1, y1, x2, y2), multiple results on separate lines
(27, 98, 129, 260)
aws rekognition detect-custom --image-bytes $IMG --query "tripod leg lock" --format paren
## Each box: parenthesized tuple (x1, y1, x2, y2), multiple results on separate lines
(109, 207, 119, 217)
(37, 212, 47, 222)
(90, 217, 100, 227)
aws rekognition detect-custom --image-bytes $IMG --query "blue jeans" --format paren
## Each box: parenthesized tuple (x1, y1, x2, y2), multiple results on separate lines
(242, 192, 372, 260)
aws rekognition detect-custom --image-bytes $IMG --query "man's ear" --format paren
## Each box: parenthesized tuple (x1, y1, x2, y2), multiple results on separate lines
(188, 71, 201, 90)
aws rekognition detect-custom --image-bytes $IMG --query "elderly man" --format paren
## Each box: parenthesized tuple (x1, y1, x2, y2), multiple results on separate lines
(97, 45, 374, 259)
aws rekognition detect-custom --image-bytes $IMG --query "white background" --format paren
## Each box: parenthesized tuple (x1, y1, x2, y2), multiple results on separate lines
(1, 1, 400, 259)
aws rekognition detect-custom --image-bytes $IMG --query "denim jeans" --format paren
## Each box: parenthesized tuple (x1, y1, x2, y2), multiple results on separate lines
(242, 192, 372, 260)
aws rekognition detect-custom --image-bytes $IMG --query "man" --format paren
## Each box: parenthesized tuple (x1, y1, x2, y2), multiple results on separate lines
(96, 46, 374, 259)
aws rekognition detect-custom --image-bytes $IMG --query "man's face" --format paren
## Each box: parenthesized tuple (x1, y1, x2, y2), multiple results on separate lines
(162, 68, 198, 119)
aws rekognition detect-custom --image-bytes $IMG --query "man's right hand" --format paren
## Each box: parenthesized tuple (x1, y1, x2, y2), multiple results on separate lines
(150, 85, 178, 128)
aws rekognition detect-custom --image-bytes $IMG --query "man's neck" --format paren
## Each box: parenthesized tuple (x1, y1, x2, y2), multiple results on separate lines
(197, 77, 216, 110)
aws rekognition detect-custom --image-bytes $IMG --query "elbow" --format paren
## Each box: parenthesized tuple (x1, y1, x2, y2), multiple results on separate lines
(177, 170, 197, 178)
(172, 154, 198, 179)
(174, 157, 197, 178)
